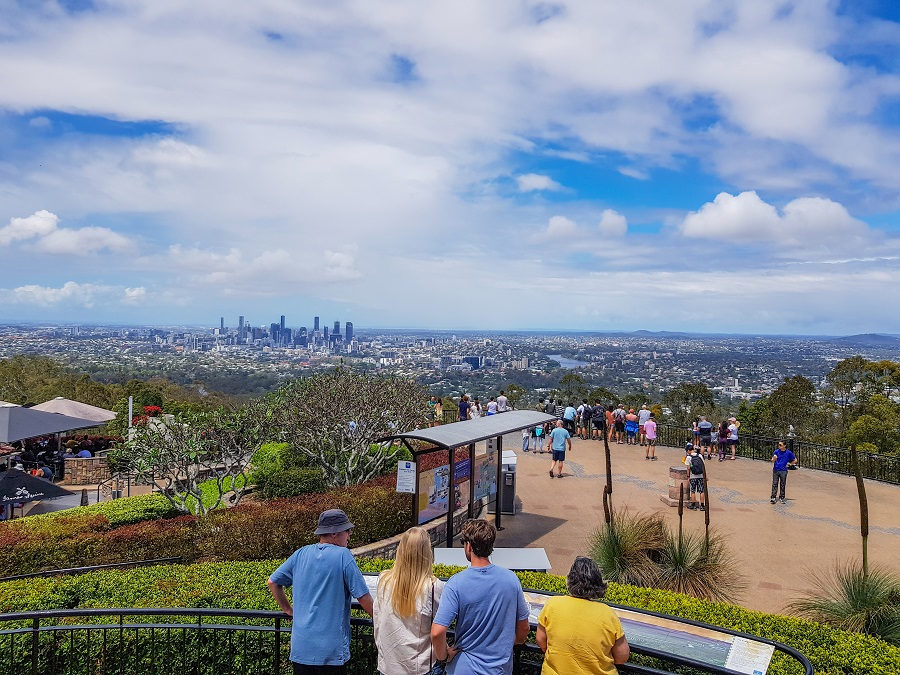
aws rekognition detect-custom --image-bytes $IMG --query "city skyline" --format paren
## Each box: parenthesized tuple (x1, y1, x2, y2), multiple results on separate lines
(2, 3, 900, 334)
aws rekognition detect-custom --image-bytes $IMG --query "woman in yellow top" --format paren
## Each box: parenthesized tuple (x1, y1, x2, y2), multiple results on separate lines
(537, 557, 630, 675)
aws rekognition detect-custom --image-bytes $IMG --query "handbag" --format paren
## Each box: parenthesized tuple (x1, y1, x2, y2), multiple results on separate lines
(428, 582, 447, 675)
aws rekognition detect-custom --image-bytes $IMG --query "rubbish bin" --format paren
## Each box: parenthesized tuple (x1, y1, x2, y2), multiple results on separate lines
(500, 450, 517, 515)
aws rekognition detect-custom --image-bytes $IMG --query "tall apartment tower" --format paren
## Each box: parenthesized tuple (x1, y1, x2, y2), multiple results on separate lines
(220, 317, 224, 331)
(323, 327, 330, 342)
(314, 316, 320, 332)
(333, 320, 340, 336)
(280, 315, 285, 331)
(238, 316, 245, 336)
(345, 321, 353, 343)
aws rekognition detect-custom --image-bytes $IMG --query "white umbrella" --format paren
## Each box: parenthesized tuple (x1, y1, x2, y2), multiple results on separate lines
(32, 397, 117, 423)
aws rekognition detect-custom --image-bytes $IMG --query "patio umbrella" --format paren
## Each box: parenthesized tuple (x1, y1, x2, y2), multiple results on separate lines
(0, 468, 75, 504)
(32, 397, 117, 423)
(0, 403, 100, 443)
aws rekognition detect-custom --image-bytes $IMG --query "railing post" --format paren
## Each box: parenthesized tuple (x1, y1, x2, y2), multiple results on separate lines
(275, 616, 282, 674)
(31, 617, 39, 675)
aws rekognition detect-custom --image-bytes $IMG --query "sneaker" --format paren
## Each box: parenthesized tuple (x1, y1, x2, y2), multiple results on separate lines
(651, 456, 657, 461)
(699, 504, 705, 511)
(557, 473, 564, 478)
(770, 498, 776, 504)
(687, 503, 697, 510)
(549, 470, 554, 478)
(780, 498, 786, 504)
(645, 456, 650, 460)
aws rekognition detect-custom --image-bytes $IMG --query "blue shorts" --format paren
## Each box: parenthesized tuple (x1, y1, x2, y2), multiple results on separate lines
(552, 450, 566, 461)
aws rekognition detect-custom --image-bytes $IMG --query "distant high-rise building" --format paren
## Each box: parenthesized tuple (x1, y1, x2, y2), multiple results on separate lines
(280, 315, 285, 331)
(238, 316, 245, 339)
(314, 316, 320, 332)
(324, 327, 330, 342)
(345, 322, 353, 343)
(334, 320, 340, 336)
(220, 317, 224, 331)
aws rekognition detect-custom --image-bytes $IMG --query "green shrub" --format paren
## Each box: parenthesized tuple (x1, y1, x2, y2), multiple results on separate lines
(1, 562, 899, 675)
(25, 493, 179, 527)
(259, 468, 325, 499)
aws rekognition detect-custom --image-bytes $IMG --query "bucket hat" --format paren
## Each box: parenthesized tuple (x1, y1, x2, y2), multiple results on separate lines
(314, 509, 354, 535)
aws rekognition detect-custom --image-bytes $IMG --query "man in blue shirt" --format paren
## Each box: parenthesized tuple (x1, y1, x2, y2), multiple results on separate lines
(547, 420, 572, 479)
(562, 402, 577, 434)
(432, 519, 530, 674)
(770, 441, 797, 504)
(267, 509, 373, 674)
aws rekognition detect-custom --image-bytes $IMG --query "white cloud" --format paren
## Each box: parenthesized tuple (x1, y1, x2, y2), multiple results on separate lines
(531, 215, 578, 243)
(1, 281, 146, 308)
(598, 209, 627, 236)
(35, 226, 134, 255)
(0, 210, 133, 255)
(0, 210, 59, 245)
(680, 191, 869, 247)
(516, 173, 563, 192)
(617, 166, 648, 180)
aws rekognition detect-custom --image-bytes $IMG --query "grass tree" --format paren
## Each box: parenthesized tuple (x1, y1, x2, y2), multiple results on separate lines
(789, 445, 900, 644)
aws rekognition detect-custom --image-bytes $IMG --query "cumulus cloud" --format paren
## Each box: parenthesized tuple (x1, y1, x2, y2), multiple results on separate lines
(680, 191, 869, 246)
(1, 281, 146, 308)
(0, 210, 133, 255)
(0, 210, 59, 245)
(598, 209, 627, 236)
(531, 215, 579, 243)
(516, 173, 563, 192)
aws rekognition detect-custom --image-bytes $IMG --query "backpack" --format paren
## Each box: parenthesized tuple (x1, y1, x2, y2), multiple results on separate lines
(690, 455, 704, 475)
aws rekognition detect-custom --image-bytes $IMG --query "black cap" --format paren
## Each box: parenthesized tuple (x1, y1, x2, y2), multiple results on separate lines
(314, 509, 354, 535)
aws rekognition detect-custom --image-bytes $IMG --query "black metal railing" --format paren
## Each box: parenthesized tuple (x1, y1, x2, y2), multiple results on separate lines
(0, 606, 812, 675)
(657, 423, 900, 485)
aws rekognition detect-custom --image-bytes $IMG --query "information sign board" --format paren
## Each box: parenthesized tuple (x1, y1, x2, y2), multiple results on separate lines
(395, 461, 416, 494)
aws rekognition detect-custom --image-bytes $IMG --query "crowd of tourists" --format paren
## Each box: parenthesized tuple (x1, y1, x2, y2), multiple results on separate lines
(269, 510, 629, 675)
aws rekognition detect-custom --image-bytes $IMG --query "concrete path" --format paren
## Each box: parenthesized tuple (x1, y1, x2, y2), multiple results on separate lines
(492, 432, 900, 615)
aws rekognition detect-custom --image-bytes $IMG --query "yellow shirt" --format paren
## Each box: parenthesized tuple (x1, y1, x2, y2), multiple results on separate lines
(538, 595, 625, 675)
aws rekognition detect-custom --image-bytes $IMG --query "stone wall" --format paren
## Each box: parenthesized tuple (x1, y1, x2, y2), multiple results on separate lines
(351, 502, 478, 561)
(63, 457, 112, 485)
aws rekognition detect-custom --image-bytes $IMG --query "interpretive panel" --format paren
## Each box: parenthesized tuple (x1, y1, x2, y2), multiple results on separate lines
(417, 463, 451, 524)
(395, 461, 416, 494)
(472, 446, 497, 501)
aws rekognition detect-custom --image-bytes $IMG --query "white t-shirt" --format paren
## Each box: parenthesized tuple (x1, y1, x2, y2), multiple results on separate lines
(638, 408, 652, 425)
(728, 423, 739, 441)
(497, 395, 508, 411)
(374, 576, 445, 675)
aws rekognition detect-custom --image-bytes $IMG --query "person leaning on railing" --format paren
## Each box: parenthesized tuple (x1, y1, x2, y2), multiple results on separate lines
(536, 557, 629, 675)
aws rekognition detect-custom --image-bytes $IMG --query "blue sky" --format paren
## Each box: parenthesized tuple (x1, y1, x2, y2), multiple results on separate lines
(1, 1, 900, 335)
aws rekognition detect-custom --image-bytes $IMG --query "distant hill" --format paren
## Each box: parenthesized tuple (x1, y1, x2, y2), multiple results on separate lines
(833, 333, 900, 348)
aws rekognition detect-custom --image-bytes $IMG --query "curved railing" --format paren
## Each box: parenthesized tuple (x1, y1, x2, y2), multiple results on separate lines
(0, 604, 813, 675)
(656, 423, 900, 485)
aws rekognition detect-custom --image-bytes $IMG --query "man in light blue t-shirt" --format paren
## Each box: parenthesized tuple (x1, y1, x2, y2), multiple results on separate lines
(268, 509, 374, 674)
(548, 419, 572, 479)
(432, 519, 530, 675)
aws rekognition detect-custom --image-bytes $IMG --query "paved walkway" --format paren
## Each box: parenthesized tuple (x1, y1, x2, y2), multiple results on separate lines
(492, 432, 900, 615)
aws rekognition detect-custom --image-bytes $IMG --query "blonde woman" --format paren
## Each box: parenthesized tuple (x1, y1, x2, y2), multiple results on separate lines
(374, 527, 447, 675)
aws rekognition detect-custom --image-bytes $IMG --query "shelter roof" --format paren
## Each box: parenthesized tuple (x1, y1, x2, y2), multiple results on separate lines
(32, 397, 117, 423)
(0, 404, 101, 443)
(378, 410, 557, 455)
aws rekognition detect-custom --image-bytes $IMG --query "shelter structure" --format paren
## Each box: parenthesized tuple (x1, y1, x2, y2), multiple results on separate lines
(32, 397, 116, 423)
(0, 403, 100, 443)
(378, 410, 556, 547)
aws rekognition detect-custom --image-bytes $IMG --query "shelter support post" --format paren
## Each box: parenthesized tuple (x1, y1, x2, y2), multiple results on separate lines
(467, 443, 475, 520)
(495, 435, 503, 531)
(446, 445, 454, 548)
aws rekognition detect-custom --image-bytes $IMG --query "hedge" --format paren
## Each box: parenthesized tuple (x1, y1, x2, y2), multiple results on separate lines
(0, 485, 409, 577)
(0, 561, 897, 675)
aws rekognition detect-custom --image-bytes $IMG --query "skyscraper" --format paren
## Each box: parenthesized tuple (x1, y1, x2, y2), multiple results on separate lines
(280, 315, 285, 331)
(333, 320, 340, 336)
(220, 317, 224, 331)
(345, 321, 353, 343)
(238, 316, 245, 338)
(314, 316, 320, 332)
